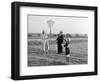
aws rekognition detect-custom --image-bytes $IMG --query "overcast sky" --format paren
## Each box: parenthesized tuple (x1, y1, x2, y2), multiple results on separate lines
(28, 15, 88, 34)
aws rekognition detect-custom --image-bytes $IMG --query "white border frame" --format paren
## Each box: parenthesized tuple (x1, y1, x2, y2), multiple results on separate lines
(20, 6, 95, 76)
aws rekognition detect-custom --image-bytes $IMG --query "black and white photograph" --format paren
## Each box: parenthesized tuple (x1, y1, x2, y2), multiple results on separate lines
(11, 2, 97, 80)
(28, 15, 88, 66)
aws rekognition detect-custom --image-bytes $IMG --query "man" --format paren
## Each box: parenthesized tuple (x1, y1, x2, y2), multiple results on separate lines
(56, 31, 64, 54)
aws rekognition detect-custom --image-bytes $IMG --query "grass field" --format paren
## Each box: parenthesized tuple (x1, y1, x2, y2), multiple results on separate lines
(28, 38, 88, 66)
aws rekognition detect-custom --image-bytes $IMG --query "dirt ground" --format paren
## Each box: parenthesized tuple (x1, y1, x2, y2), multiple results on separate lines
(28, 38, 88, 66)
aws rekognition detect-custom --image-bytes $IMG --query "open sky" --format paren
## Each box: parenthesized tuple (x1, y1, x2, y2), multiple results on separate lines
(28, 15, 88, 34)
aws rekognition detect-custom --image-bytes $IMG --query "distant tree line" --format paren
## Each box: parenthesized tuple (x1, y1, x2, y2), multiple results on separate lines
(28, 33, 88, 39)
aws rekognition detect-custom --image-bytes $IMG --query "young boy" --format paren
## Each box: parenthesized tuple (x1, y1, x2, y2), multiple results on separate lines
(64, 38, 70, 64)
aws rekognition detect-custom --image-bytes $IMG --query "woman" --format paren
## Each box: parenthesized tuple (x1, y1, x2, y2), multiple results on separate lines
(41, 30, 49, 54)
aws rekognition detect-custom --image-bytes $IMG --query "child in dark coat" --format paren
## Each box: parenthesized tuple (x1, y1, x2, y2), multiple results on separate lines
(64, 38, 70, 64)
